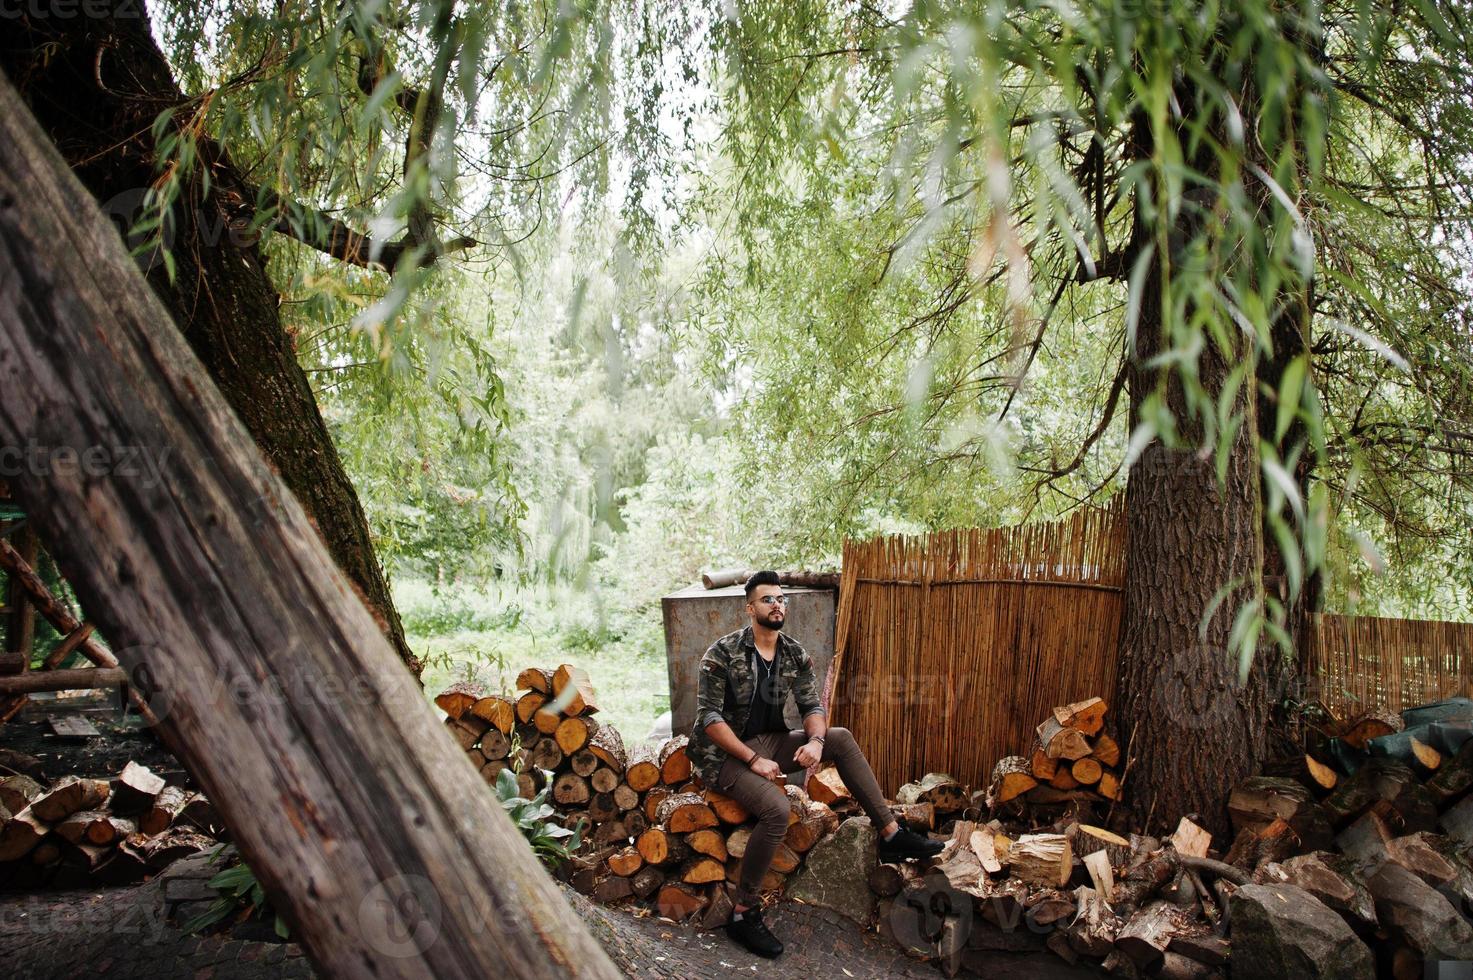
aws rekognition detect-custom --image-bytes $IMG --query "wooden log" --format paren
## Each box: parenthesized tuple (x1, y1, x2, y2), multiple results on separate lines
(1225, 817, 1299, 871)
(30, 777, 110, 823)
(553, 773, 590, 807)
(622, 808, 648, 840)
(1067, 823, 1132, 868)
(107, 762, 165, 816)
(1048, 767, 1080, 791)
(1341, 712, 1401, 749)
(636, 827, 671, 865)
(433, 681, 484, 720)
(592, 874, 633, 904)
(987, 756, 1037, 805)
(868, 861, 922, 898)
(612, 783, 639, 813)
(588, 723, 627, 774)
(554, 715, 598, 755)
(0, 805, 49, 861)
(1426, 737, 1473, 805)
(587, 792, 619, 825)
(1068, 886, 1120, 958)
(0, 666, 126, 694)
(723, 860, 784, 892)
(1386, 831, 1456, 887)
(1007, 833, 1072, 887)
(890, 802, 934, 833)
(590, 768, 619, 795)
(1263, 851, 1377, 928)
(1441, 793, 1473, 848)
(1092, 732, 1122, 768)
(908, 772, 968, 813)
(1030, 746, 1059, 780)
(699, 881, 734, 930)
(1053, 697, 1108, 736)
(1321, 760, 1436, 833)
(607, 846, 644, 877)
(516, 667, 553, 694)
(444, 716, 482, 751)
(658, 736, 691, 785)
(1168, 817, 1211, 859)
(768, 843, 800, 875)
(1083, 850, 1114, 898)
(654, 882, 707, 922)
(1335, 808, 1393, 873)
(569, 749, 599, 777)
(1228, 776, 1333, 849)
(0, 774, 44, 815)
(657, 793, 717, 834)
(630, 865, 665, 900)
(552, 664, 599, 716)
(528, 737, 563, 772)
(480, 760, 509, 785)
(515, 691, 547, 725)
(643, 786, 671, 824)
(469, 696, 516, 735)
(807, 765, 851, 807)
(680, 856, 726, 884)
(686, 828, 728, 861)
(1037, 716, 1092, 760)
(532, 706, 563, 736)
(1097, 769, 1123, 801)
(1071, 757, 1103, 786)
(787, 801, 839, 853)
(625, 745, 661, 793)
(704, 789, 750, 825)
(1116, 901, 1178, 970)
(725, 825, 753, 860)
(479, 728, 510, 762)
(591, 819, 629, 847)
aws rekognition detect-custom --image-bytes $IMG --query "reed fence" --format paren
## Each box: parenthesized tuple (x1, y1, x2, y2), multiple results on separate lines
(828, 500, 1127, 795)
(1305, 612, 1473, 718)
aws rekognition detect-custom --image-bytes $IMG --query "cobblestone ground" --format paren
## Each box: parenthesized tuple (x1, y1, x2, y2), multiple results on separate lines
(2, 863, 1096, 980)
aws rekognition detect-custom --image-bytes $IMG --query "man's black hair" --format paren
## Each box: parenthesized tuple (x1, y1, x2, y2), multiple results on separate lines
(744, 570, 782, 598)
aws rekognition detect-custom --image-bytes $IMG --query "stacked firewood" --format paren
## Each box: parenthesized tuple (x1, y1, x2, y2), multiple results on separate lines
(0, 761, 221, 888)
(437, 665, 865, 925)
(987, 696, 1124, 810)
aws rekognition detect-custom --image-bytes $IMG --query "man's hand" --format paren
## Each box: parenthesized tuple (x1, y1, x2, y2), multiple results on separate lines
(793, 739, 823, 769)
(748, 755, 783, 781)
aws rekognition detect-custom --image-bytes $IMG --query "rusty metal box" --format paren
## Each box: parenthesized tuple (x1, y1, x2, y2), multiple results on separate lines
(661, 582, 836, 738)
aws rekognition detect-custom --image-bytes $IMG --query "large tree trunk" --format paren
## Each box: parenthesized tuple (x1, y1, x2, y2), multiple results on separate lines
(1114, 116, 1271, 837)
(0, 7, 418, 674)
(0, 70, 614, 977)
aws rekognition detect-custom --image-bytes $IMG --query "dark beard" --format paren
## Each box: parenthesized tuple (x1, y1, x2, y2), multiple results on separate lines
(760, 614, 786, 631)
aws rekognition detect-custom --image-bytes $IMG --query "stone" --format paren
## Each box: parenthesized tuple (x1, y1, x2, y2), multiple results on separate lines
(1368, 862, 1473, 961)
(786, 816, 878, 923)
(1260, 852, 1377, 928)
(1229, 883, 1374, 980)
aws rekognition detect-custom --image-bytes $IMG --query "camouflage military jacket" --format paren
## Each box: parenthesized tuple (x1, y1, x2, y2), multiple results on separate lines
(686, 626, 826, 787)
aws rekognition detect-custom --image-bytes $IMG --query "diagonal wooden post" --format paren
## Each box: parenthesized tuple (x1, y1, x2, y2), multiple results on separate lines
(0, 68, 619, 979)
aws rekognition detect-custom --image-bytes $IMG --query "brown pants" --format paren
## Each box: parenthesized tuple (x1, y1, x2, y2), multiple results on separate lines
(716, 726, 893, 906)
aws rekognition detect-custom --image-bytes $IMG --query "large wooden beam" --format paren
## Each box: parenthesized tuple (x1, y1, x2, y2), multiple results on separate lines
(0, 69, 619, 979)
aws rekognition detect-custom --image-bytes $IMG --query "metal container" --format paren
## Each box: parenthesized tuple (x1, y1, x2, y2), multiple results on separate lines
(661, 582, 836, 737)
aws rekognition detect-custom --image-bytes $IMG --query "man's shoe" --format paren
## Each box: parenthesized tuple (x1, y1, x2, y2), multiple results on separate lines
(878, 826, 945, 861)
(727, 906, 783, 958)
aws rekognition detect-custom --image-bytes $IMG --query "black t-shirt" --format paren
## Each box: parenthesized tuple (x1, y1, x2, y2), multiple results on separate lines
(741, 651, 788, 739)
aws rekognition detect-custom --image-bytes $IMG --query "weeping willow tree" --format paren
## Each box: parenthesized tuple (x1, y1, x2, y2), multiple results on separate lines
(680, 0, 1473, 830)
(0, 0, 676, 671)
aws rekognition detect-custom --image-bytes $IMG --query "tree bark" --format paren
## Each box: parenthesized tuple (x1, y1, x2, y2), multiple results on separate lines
(0, 5, 417, 674)
(1114, 105, 1270, 838)
(0, 69, 616, 978)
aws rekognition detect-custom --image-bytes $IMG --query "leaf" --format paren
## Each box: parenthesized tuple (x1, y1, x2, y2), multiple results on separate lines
(1274, 353, 1308, 443)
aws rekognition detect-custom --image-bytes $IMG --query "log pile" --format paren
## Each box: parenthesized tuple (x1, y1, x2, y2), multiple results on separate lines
(872, 696, 1473, 978)
(438, 666, 868, 926)
(988, 696, 1126, 812)
(0, 762, 220, 889)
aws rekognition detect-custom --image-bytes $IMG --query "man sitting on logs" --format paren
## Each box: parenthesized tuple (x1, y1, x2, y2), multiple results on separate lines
(687, 570, 943, 958)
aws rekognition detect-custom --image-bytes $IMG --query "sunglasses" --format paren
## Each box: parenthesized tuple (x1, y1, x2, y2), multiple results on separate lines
(752, 595, 788, 608)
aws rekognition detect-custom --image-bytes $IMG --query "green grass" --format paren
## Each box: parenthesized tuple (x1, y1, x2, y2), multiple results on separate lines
(396, 577, 671, 742)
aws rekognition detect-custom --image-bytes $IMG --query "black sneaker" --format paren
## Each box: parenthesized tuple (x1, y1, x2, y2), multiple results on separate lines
(878, 826, 945, 861)
(727, 906, 783, 958)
